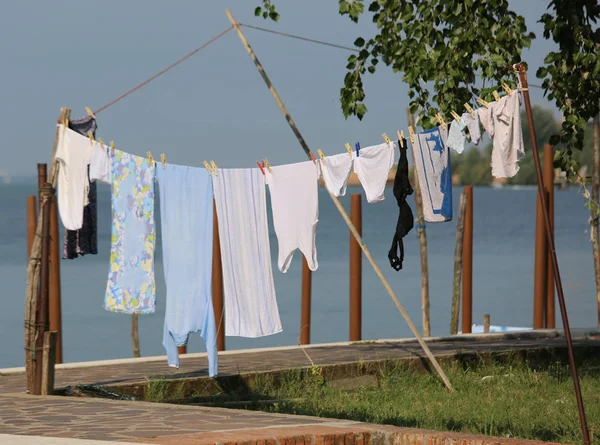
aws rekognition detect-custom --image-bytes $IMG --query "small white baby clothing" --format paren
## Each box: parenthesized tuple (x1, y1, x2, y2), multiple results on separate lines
(477, 106, 495, 138)
(55, 124, 93, 231)
(320, 152, 353, 197)
(266, 161, 319, 273)
(353, 142, 396, 203)
(446, 118, 467, 154)
(462, 112, 481, 145)
(89, 142, 111, 184)
(490, 93, 525, 178)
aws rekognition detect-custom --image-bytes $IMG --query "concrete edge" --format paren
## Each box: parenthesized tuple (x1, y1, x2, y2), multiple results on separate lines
(1, 328, 596, 376)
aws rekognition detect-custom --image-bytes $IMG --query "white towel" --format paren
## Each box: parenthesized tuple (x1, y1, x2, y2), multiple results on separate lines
(353, 142, 396, 203)
(265, 161, 319, 273)
(320, 153, 353, 197)
(212, 168, 282, 338)
(412, 126, 453, 223)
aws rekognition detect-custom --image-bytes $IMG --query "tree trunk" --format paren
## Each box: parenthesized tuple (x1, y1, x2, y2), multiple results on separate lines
(592, 113, 600, 328)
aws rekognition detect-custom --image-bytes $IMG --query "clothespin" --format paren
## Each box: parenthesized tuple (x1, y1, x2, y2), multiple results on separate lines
(355, 142, 361, 158)
(210, 161, 218, 177)
(309, 151, 317, 164)
(464, 103, 475, 118)
(256, 161, 265, 175)
(476, 97, 489, 108)
(317, 149, 326, 164)
(87, 131, 94, 144)
(146, 151, 154, 164)
(203, 160, 212, 175)
(502, 82, 513, 96)
(396, 131, 404, 148)
(85, 106, 96, 119)
(492, 90, 500, 101)
(450, 111, 461, 123)
(264, 158, 272, 172)
(344, 143, 353, 157)
(160, 153, 166, 169)
(110, 141, 116, 156)
(97, 137, 105, 149)
(382, 133, 391, 147)
(435, 113, 446, 131)
(408, 126, 416, 144)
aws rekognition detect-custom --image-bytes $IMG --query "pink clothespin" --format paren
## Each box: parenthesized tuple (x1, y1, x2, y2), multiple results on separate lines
(257, 160, 266, 175)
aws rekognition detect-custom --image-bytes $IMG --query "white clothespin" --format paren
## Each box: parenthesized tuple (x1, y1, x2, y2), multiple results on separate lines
(464, 103, 475, 118)
(203, 160, 212, 175)
(210, 161, 218, 177)
(408, 126, 416, 144)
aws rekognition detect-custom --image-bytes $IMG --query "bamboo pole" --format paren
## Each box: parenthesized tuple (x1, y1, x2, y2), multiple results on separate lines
(25, 107, 70, 393)
(226, 9, 453, 391)
(450, 192, 467, 335)
(483, 314, 490, 334)
(406, 111, 430, 337)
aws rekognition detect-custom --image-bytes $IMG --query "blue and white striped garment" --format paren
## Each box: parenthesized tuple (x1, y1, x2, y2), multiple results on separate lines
(212, 168, 282, 338)
(412, 126, 453, 222)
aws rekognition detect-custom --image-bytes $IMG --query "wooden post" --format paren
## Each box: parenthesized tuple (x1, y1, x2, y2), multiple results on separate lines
(226, 8, 453, 391)
(544, 144, 555, 328)
(534, 189, 548, 329)
(300, 257, 312, 345)
(37, 164, 47, 212)
(591, 112, 600, 329)
(450, 192, 467, 335)
(349, 193, 362, 342)
(406, 111, 430, 337)
(483, 314, 491, 333)
(212, 199, 225, 351)
(49, 198, 62, 364)
(27, 195, 37, 257)
(461, 186, 473, 334)
(131, 314, 141, 357)
(41, 331, 57, 395)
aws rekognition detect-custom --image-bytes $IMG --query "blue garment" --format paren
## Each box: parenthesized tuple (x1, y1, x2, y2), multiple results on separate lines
(156, 164, 218, 377)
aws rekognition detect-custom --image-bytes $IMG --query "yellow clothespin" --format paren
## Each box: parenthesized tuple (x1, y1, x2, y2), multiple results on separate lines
(146, 151, 154, 164)
(408, 126, 416, 144)
(435, 113, 446, 131)
(110, 141, 116, 156)
(160, 153, 166, 169)
(464, 103, 475, 118)
(317, 149, 326, 164)
(264, 158, 272, 172)
(85, 106, 96, 119)
(87, 131, 94, 144)
(344, 143, 352, 156)
(450, 111, 461, 123)
(476, 97, 489, 108)
(382, 133, 391, 147)
(97, 137, 105, 149)
(203, 160, 212, 175)
(492, 90, 500, 101)
(211, 161, 218, 177)
(502, 82, 513, 96)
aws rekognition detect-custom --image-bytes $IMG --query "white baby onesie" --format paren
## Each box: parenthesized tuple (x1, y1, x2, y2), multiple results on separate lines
(89, 141, 110, 184)
(266, 161, 319, 273)
(353, 142, 396, 203)
(320, 152, 354, 197)
(462, 112, 482, 146)
(55, 125, 93, 230)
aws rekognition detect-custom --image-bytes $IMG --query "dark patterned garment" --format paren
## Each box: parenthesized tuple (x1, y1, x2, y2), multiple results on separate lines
(388, 138, 414, 271)
(62, 115, 98, 259)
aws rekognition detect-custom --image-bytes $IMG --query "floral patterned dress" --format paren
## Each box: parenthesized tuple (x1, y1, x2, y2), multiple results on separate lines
(104, 149, 156, 314)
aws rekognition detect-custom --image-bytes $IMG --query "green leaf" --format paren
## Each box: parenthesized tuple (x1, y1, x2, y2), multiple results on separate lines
(354, 37, 366, 47)
(254, 7, 262, 16)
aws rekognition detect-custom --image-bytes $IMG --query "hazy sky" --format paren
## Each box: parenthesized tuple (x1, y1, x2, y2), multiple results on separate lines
(0, 1, 556, 177)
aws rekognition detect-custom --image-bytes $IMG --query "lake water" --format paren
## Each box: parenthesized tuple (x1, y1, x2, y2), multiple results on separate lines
(0, 181, 596, 368)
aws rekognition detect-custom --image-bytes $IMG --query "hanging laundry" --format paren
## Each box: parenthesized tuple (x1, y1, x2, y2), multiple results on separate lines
(156, 164, 217, 376)
(62, 114, 99, 259)
(411, 126, 453, 222)
(477, 105, 495, 138)
(353, 142, 396, 203)
(320, 152, 353, 197)
(104, 150, 156, 314)
(462, 112, 481, 146)
(213, 168, 282, 337)
(55, 124, 94, 231)
(89, 142, 111, 184)
(388, 138, 414, 271)
(265, 161, 319, 273)
(446, 118, 467, 154)
(490, 93, 524, 178)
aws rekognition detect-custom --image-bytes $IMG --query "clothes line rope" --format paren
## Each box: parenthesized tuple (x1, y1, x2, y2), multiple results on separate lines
(93, 26, 234, 115)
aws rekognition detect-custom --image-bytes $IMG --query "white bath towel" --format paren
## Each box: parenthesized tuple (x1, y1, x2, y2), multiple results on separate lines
(320, 152, 354, 197)
(212, 168, 282, 338)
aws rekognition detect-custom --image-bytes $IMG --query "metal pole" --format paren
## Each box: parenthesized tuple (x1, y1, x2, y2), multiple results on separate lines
(544, 144, 555, 329)
(34, 183, 53, 395)
(212, 199, 225, 351)
(349, 193, 362, 342)
(226, 8, 453, 391)
(534, 189, 548, 329)
(27, 195, 37, 257)
(461, 185, 473, 334)
(406, 111, 431, 337)
(49, 197, 62, 363)
(300, 257, 312, 345)
(517, 63, 590, 445)
(450, 192, 467, 335)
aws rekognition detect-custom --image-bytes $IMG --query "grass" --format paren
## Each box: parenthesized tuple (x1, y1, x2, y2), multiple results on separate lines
(236, 359, 600, 444)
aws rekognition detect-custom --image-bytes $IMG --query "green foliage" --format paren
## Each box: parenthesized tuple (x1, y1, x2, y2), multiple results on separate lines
(254, 0, 279, 22)
(536, 0, 600, 177)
